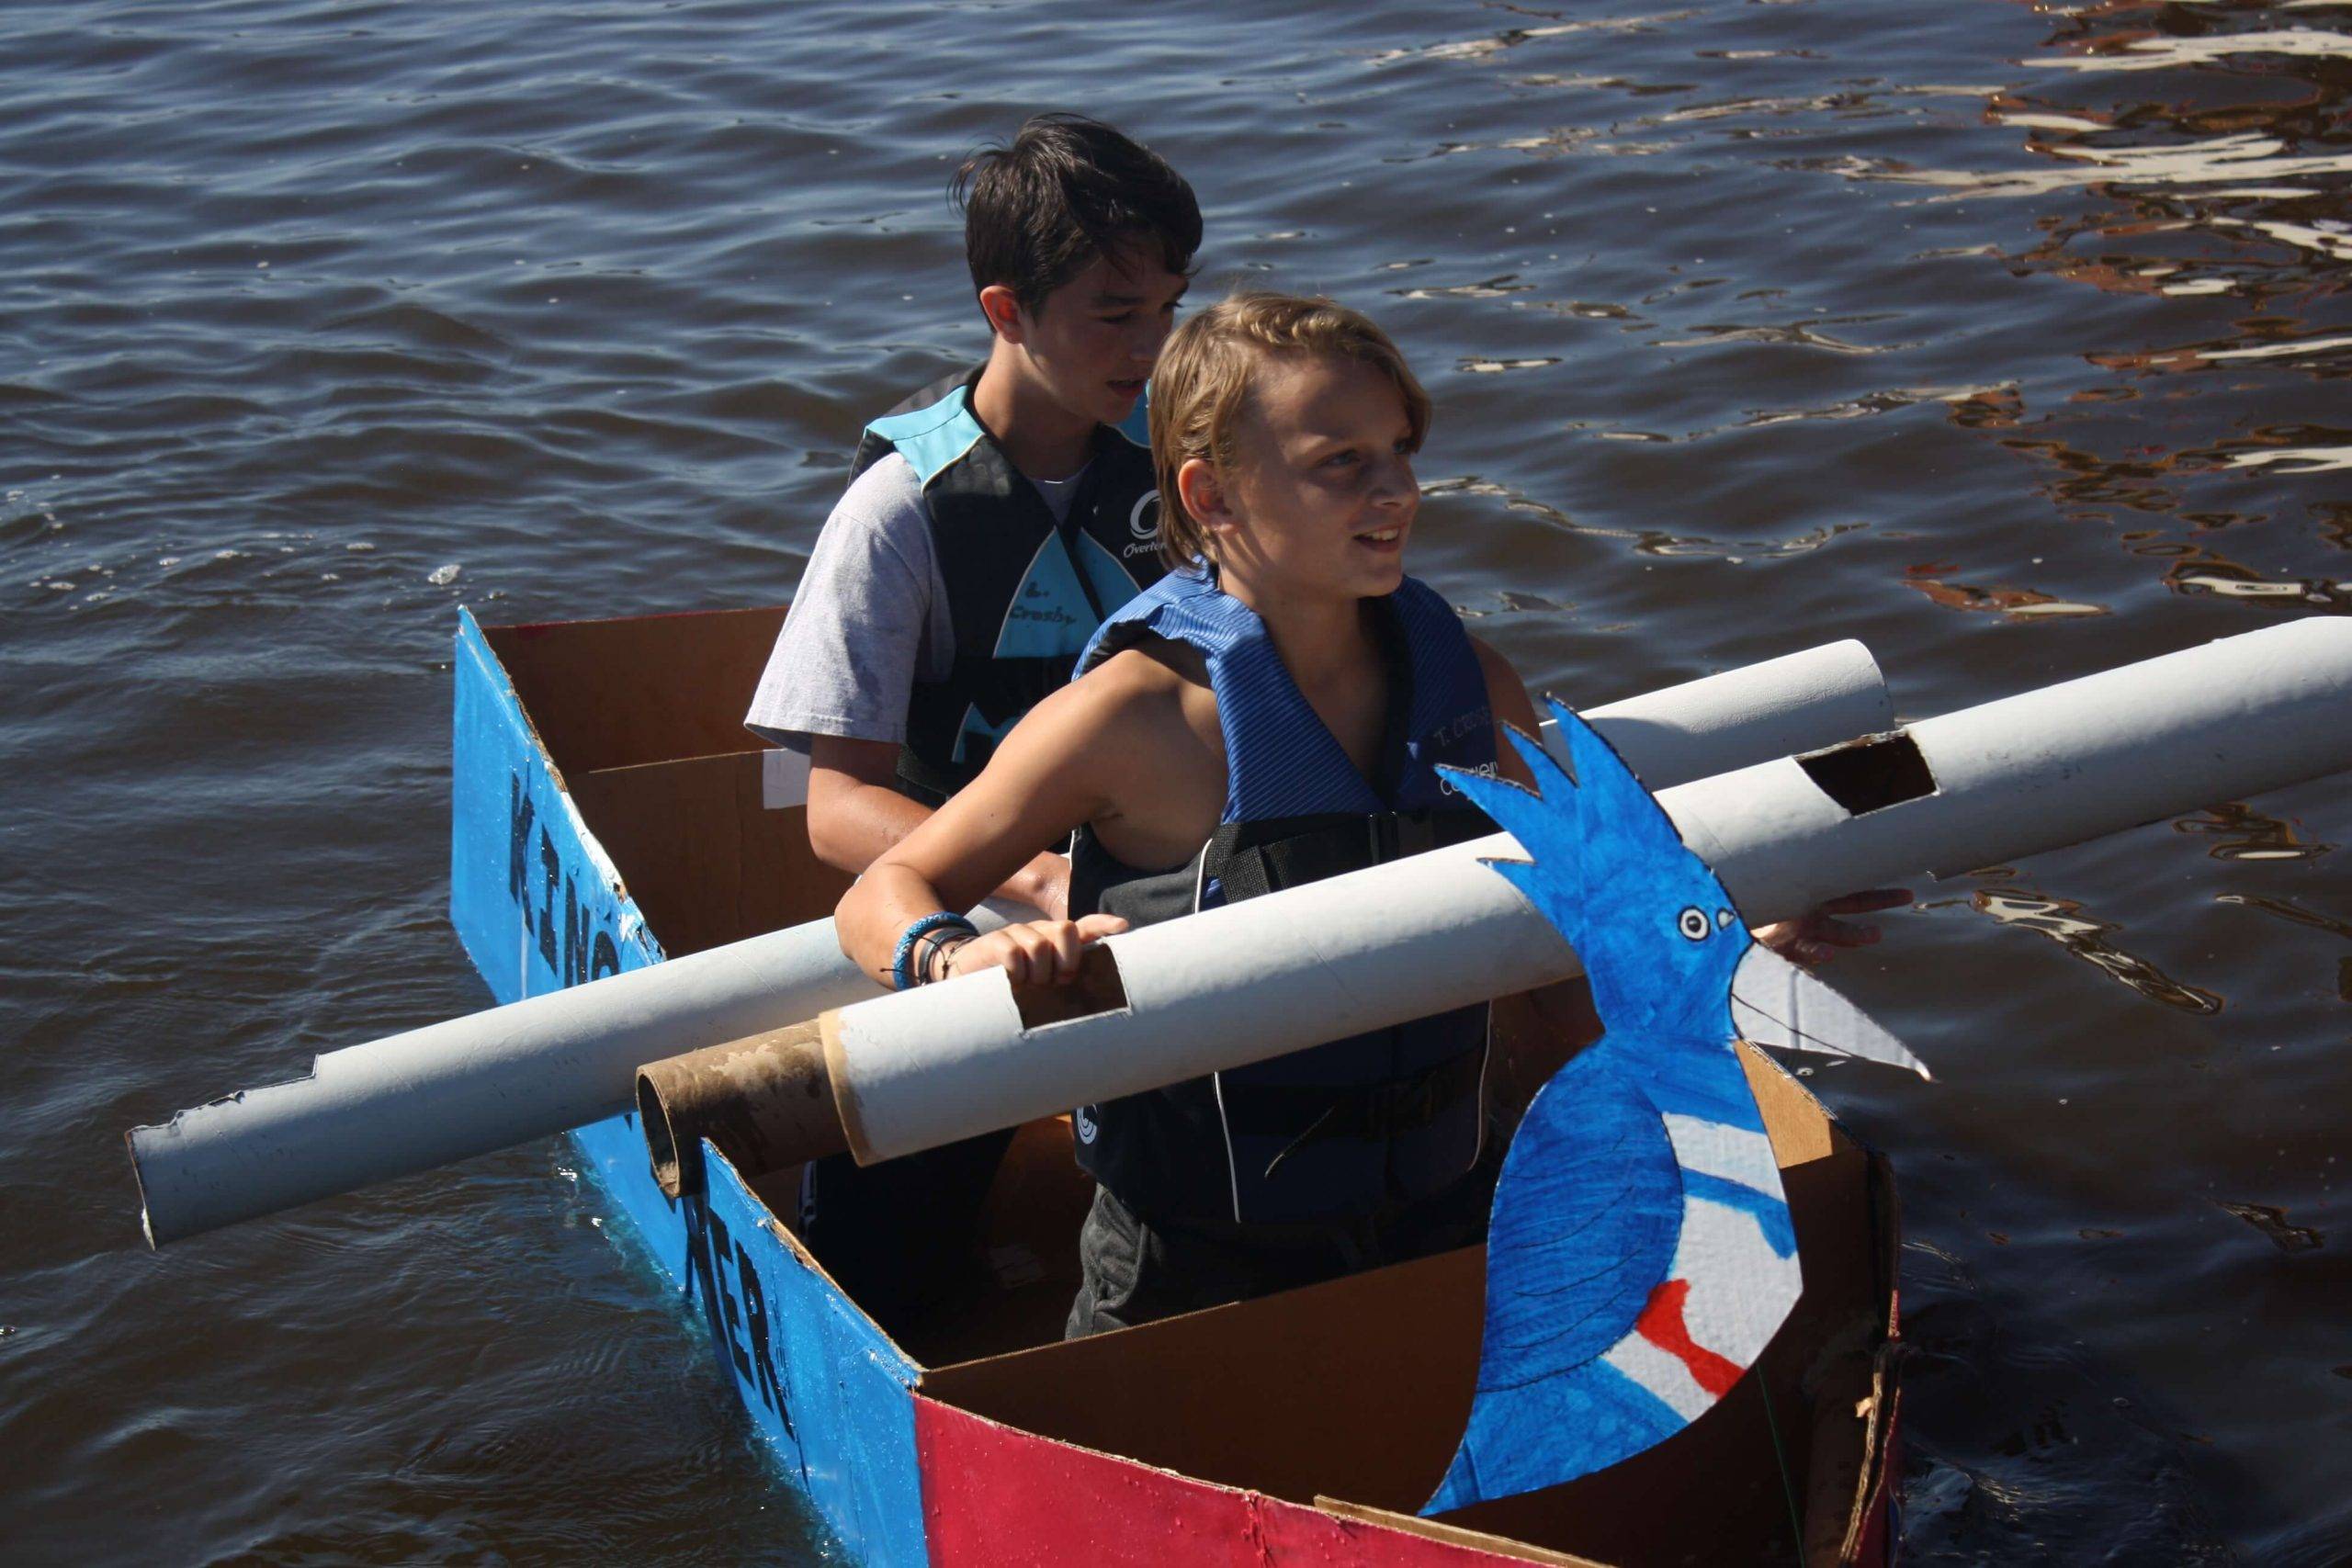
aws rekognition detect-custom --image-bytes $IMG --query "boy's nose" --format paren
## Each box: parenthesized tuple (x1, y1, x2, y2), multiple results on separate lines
(1369, 454, 1418, 505)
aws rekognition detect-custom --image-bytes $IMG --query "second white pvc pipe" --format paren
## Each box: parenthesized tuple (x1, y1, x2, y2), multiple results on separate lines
(127, 639, 1888, 1246)
(827, 618, 2352, 1166)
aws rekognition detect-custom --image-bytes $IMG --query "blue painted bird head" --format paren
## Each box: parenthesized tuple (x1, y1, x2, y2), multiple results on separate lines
(1442, 698, 1748, 1037)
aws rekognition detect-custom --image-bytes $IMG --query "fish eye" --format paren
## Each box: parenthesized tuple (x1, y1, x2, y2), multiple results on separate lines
(1678, 907, 1709, 942)
(1715, 908, 1735, 929)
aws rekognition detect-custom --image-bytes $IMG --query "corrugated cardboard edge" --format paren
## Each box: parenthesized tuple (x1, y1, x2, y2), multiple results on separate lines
(1312, 1498, 1612, 1568)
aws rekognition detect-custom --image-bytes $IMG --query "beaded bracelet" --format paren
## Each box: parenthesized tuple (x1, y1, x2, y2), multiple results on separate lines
(891, 911, 978, 992)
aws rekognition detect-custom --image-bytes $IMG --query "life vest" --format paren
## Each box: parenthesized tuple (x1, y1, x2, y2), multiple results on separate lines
(853, 369, 1164, 805)
(1065, 569, 1499, 1228)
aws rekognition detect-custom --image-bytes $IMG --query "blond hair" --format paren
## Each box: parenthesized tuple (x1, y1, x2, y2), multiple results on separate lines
(1148, 291, 1431, 571)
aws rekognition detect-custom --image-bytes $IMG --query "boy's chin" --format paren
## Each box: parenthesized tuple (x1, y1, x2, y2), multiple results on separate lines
(1340, 555, 1410, 597)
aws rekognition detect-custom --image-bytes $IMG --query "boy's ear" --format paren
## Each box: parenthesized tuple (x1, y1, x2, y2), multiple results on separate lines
(978, 284, 1027, 343)
(1176, 457, 1232, 537)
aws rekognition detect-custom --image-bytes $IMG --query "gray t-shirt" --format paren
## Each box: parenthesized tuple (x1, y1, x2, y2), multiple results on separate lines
(743, 452, 1091, 751)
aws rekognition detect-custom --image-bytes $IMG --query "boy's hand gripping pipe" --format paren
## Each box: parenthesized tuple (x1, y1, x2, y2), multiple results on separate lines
(650, 617, 2352, 1193)
(128, 640, 1892, 1246)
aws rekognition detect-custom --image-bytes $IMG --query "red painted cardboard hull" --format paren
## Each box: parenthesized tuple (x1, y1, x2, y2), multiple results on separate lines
(916, 1395, 1564, 1567)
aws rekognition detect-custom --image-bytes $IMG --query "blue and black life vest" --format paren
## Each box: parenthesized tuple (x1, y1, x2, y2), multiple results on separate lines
(1065, 569, 1499, 1228)
(852, 368, 1164, 805)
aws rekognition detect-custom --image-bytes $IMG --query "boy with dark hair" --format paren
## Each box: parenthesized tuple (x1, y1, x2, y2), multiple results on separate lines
(744, 113, 1199, 1321)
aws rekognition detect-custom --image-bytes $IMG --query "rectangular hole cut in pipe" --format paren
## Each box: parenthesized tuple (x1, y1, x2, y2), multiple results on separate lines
(1796, 730, 1938, 817)
(1014, 944, 1131, 1032)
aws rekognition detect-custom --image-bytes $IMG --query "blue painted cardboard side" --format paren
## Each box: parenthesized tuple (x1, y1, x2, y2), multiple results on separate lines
(564, 1115, 929, 1567)
(451, 608, 660, 1005)
(448, 610, 929, 1567)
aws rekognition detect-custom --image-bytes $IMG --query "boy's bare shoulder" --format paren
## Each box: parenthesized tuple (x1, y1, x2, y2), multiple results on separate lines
(1065, 636, 1214, 740)
(1012, 634, 1203, 737)
(1023, 634, 1219, 778)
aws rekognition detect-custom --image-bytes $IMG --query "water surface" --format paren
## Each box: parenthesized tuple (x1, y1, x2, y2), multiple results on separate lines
(6, 1, 2349, 1561)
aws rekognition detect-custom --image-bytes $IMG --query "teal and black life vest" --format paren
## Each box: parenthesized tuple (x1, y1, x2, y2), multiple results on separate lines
(1065, 569, 1499, 1228)
(853, 369, 1164, 805)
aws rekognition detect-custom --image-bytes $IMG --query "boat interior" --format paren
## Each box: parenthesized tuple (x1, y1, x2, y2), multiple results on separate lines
(485, 604, 1900, 1568)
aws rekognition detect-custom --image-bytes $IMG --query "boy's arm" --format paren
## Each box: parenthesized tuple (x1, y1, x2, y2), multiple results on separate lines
(745, 457, 1069, 916)
(1472, 636, 1544, 790)
(807, 736, 1071, 918)
(837, 665, 1159, 987)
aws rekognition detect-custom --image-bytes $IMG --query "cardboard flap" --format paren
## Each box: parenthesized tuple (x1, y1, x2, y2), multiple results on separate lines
(570, 751, 849, 956)
(486, 604, 786, 773)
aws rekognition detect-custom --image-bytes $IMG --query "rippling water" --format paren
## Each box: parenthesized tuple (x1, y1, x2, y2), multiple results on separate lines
(6, 1, 2349, 1561)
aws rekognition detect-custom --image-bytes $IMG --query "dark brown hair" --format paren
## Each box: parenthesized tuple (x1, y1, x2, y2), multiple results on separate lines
(952, 114, 1201, 322)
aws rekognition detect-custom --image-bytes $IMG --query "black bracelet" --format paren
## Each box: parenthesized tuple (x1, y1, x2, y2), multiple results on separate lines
(918, 930, 973, 985)
(891, 910, 977, 990)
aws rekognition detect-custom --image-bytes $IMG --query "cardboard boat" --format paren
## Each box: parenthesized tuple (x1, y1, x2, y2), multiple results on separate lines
(453, 604, 1902, 1567)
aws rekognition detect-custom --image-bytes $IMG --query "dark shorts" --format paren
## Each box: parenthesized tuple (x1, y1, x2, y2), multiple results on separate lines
(1065, 1159, 1498, 1339)
(797, 1128, 1016, 1327)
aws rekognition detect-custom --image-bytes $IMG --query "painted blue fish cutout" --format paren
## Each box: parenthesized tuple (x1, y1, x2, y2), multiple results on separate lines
(1424, 699, 1925, 1514)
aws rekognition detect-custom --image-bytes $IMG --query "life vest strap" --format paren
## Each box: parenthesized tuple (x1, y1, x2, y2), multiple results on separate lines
(1204, 805, 1495, 904)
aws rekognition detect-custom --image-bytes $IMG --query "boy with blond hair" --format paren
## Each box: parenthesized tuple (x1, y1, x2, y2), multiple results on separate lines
(839, 293, 1530, 1332)
(840, 292, 1902, 1334)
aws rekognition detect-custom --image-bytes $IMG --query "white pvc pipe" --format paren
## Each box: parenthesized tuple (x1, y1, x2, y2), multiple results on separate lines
(128, 642, 1887, 1246)
(826, 619, 2352, 1165)
(1665, 618, 2351, 908)
(1546, 637, 1886, 787)
(126, 904, 1016, 1247)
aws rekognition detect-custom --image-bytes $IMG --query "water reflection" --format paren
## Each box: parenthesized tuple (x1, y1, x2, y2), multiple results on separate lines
(1782, 0, 2352, 635)
(1422, 475, 1866, 559)
(1902, 570, 2110, 619)
(2173, 802, 2336, 862)
(1458, 355, 1562, 372)
(1368, 10, 1695, 67)
(2214, 890, 2352, 940)
(2160, 544, 2346, 609)
(2211, 890, 2352, 1003)
(2025, 28, 2352, 74)
(1654, 317, 1907, 354)
(1389, 275, 1535, 299)
(2212, 1200, 2324, 1253)
(1967, 885, 2223, 1013)
(2092, 330, 2352, 373)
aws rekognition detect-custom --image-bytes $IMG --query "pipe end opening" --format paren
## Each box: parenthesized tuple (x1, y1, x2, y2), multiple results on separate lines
(637, 1071, 698, 1200)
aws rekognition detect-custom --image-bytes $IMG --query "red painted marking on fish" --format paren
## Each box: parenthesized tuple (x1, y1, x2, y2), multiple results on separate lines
(1634, 1279, 1744, 1398)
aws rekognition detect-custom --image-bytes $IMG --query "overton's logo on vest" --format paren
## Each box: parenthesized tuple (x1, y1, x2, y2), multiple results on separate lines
(1123, 490, 1162, 559)
(1073, 1105, 1099, 1145)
